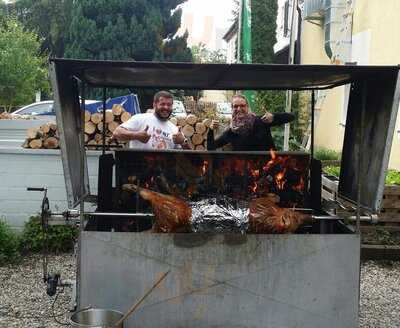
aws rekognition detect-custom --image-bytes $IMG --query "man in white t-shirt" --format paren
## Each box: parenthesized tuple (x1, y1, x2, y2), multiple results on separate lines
(113, 91, 190, 150)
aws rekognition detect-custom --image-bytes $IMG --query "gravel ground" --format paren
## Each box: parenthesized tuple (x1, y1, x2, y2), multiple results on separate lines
(0, 255, 399, 327)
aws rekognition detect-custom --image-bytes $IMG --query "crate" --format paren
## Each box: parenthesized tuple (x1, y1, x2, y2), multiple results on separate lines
(321, 174, 400, 224)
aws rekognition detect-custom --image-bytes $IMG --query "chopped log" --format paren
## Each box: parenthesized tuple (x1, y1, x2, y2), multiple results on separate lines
(121, 111, 131, 123)
(22, 140, 30, 148)
(177, 117, 186, 127)
(87, 139, 97, 145)
(182, 124, 195, 138)
(94, 133, 103, 142)
(39, 123, 51, 134)
(49, 122, 57, 131)
(169, 117, 178, 125)
(195, 122, 206, 134)
(26, 127, 43, 139)
(203, 118, 212, 128)
(97, 122, 104, 132)
(91, 112, 102, 124)
(43, 137, 59, 149)
(105, 110, 114, 123)
(29, 139, 42, 149)
(108, 121, 119, 133)
(84, 110, 91, 122)
(112, 104, 124, 116)
(195, 144, 205, 151)
(191, 133, 203, 146)
(185, 114, 197, 125)
(84, 121, 96, 134)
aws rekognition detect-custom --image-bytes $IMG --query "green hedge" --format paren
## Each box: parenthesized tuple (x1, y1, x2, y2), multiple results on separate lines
(0, 219, 21, 265)
(323, 166, 400, 185)
(0, 216, 78, 265)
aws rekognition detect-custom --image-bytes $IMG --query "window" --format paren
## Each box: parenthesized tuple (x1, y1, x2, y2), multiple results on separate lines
(18, 103, 54, 115)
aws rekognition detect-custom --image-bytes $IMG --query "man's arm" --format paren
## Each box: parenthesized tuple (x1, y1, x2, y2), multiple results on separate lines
(262, 112, 295, 127)
(207, 129, 230, 150)
(113, 125, 150, 143)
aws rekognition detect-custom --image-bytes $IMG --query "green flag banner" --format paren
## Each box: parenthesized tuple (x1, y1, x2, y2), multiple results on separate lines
(241, 0, 256, 110)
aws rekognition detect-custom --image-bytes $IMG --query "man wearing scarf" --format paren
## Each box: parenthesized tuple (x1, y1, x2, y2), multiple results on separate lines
(207, 94, 294, 151)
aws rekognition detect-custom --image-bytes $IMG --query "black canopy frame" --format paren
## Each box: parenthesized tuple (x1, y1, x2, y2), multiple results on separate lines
(49, 58, 400, 216)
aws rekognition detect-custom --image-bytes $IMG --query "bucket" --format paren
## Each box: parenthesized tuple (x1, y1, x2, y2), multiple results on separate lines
(70, 308, 124, 328)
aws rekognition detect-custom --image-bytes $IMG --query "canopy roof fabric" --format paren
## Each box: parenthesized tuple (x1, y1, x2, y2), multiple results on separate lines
(50, 58, 399, 90)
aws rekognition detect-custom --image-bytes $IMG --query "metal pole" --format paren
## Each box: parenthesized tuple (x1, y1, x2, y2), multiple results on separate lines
(311, 90, 315, 159)
(102, 88, 107, 155)
(284, 0, 298, 151)
(236, 0, 243, 63)
(356, 81, 367, 233)
(77, 81, 86, 310)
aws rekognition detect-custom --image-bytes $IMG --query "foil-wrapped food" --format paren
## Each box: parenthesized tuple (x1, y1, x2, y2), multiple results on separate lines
(122, 184, 311, 234)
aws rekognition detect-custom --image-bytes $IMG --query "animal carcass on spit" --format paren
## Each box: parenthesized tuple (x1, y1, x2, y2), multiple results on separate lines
(248, 198, 311, 234)
(122, 184, 191, 232)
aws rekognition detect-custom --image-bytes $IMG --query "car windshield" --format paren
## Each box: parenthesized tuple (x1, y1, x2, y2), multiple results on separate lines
(217, 103, 232, 114)
(173, 101, 185, 113)
(18, 103, 54, 115)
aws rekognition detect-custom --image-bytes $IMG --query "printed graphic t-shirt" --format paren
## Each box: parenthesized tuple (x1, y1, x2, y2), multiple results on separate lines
(120, 113, 180, 150)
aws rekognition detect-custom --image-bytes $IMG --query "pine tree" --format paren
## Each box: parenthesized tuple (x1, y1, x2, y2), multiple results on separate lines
(64, 0, 191, 63)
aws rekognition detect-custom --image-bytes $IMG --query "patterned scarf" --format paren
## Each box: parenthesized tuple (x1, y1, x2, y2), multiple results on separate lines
(230, 111, 256, 136)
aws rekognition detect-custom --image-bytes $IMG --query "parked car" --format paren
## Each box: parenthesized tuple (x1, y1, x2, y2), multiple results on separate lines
(216, 102, 232, 119)
(11, 94, 141, 119)
(11, 100, 101, 121)
(172, 100, 187, 118)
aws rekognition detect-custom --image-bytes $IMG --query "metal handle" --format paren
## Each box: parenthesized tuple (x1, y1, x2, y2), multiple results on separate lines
(27, 187, 46, 192)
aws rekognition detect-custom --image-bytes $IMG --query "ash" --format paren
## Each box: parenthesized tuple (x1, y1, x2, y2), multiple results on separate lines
(190, 196, 249, 233)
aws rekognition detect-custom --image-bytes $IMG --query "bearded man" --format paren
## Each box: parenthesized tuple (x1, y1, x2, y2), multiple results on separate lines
(113, 90, 191, 149)
(207, 94, 294, 151)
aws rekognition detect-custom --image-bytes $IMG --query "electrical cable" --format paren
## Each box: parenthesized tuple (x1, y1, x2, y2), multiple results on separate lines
(51, 286, 70, 326)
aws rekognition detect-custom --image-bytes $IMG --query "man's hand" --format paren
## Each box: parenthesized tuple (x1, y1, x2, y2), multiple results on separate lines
(135, 125, 151, 143)
(210, 119, 219, 130)
(172, 127, 185, 145)
(261, 111, 274, 124)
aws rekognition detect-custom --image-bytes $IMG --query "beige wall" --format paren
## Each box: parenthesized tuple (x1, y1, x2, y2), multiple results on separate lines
(300, 0, 400, 169)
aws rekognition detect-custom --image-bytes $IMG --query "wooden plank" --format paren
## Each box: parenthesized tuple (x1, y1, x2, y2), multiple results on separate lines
(381, 197, 400, 209)
(383, 185, 400, 195)
(322, 189, 336, 201)
(321, 176, 339, 191)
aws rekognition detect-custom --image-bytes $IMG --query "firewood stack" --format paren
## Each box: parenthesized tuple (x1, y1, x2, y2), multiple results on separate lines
(22, 104, 129, 149)
(22, 122, 59, 149)
(169, 114, 212, 150)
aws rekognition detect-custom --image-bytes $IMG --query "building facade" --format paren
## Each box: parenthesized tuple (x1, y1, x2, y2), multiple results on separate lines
(298, 0, 400, 169)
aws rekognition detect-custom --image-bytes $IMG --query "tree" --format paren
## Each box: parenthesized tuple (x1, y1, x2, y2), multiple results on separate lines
(0, 19, 49, 111)
(64, 0, 191, 62)
(12, 0, 73, 57)
(191, 43, 227, 64)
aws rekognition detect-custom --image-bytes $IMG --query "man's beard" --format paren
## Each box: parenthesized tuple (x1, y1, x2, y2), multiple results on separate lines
(154, 109, 171, 121)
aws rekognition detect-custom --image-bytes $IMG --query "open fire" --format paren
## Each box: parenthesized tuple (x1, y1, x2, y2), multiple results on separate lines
(118, 150, 309, 209)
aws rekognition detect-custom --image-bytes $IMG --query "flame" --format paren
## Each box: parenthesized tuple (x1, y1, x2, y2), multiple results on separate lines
(251, 181, 258, 193)
(275, 169, 287, 190)
(201, 160, 209, 176)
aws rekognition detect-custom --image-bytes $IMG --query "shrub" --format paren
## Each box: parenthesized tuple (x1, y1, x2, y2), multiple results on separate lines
(323, 167, 400, 186)
(314, 148, 341, 161)
(323, 166, 340, 177)
(0, 219, 21, 265)
(386, 170, 400, 185)
(20, 216, 78, 253)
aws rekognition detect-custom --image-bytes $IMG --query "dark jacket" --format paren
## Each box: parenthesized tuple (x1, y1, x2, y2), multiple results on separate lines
(207, 113, 295, 151)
